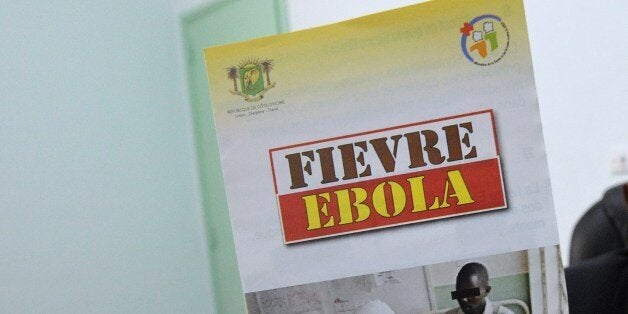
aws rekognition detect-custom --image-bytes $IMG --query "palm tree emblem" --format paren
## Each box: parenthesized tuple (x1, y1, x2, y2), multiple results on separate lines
(261, 59, 274, 86)
(226, 66, 239, 92)
(226, 57, 277, 102)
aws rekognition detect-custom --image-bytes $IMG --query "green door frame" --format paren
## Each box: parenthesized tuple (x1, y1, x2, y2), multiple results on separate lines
(181, 1, 288, 312)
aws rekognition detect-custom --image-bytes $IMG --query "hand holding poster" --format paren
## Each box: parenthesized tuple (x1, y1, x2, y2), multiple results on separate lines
(203, 0, 568, 312)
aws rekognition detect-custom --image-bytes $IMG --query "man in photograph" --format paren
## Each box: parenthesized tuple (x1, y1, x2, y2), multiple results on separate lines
(446, 262, 514, 314)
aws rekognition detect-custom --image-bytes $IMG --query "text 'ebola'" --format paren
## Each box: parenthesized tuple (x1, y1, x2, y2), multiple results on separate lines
(269, 110, 506, 243)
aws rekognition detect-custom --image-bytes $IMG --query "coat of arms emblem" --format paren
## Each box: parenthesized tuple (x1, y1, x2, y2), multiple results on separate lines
(226, 58, 275, 102)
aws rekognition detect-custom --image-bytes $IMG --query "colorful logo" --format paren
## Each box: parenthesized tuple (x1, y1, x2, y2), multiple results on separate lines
(460, 15, 510, 65)
(226, 58, 275, 102)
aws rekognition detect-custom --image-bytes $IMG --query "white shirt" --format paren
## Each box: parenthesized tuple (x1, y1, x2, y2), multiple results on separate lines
(444, 298, 515, 314)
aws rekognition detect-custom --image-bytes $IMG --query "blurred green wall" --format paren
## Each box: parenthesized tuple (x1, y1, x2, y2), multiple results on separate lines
(181, 1, 288, 312)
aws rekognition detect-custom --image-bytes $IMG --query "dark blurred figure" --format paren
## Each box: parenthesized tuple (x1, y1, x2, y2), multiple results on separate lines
(566, 183, 628, 313)
(570, 184, 628, 264)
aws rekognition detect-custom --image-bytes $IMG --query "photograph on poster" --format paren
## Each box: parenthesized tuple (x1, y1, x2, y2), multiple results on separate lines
(245, 245, 567, 314)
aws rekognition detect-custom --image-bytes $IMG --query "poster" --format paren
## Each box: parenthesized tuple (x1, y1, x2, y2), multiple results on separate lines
(203, 0, 567, 312)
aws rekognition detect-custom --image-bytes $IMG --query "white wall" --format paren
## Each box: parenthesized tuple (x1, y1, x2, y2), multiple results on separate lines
(524, 0, 628, 262)
(287, 0, 628, 263)
(0, 1, 214, 312)
(287, 0, 426, 31)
